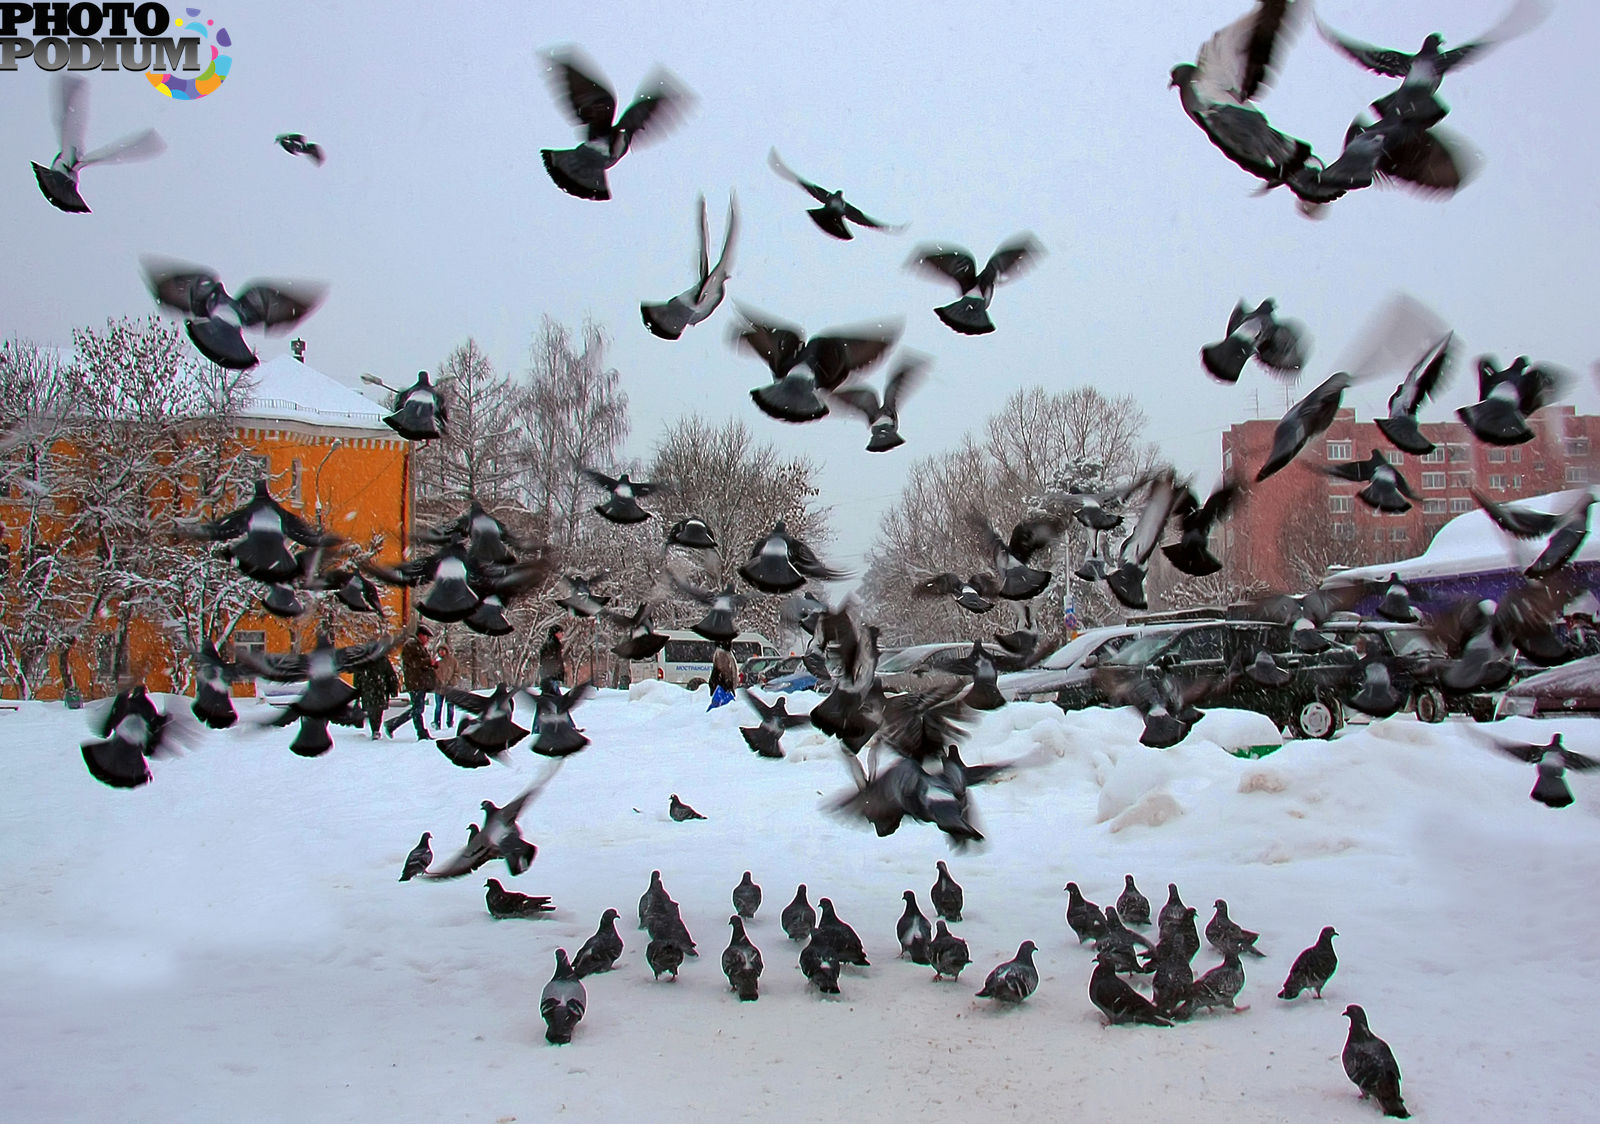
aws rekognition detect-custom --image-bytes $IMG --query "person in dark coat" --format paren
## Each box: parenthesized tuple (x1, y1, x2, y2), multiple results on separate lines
(384, 626, 438, 739)
(351, 653, 400, 739)
(539, 625, 565, 686)
(708, 644, 738, 709)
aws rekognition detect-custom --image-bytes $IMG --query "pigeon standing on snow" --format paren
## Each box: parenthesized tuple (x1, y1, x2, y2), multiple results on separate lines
(1342, 1005, 1411, 1118)
(1479, 732, 1599, 808)
(538, 48, 691, 201)
(540, 949, 587, 1044)
(975, 940, 1039, 1003)
(732, 872, 762, 920)
(908, 235, 1043, 335)
(646, 937, 686, 980)
(639, 869, 671, 929)
(722, 916, 764, 1001)
(642, 193, 737, 340)
(813, 898, 869, 966)
(399, 832, 432, 882)
(1206, 899, 1266, 957)
(669, 794, 706, 821)
(485, 878, 554, 919)
(897, 891, 933, 964)
(1064, 882, 1108, 944)
(573, 909, 625, 977)
(1175, 950, 1248, 1019)
(1116, 876, 1152, 927)
(1279, 926, 1339, 999)
(1159, 883, 1189, 934)
(1201, 298, 1308, 383)
(1090, 950, 1174, 1027)
(767, 148, 905, 239)
(799, 936, 843, 995)
(1168, 907, 1203, 963)
(929, 920, 972, 981)
(1150, 942, 1195, 1018)
(931, 861, 964, 922)
(274, 132, 325, 164)
(782, 884, 817, 942)
(582, 467, 662, 525)
(32, 75, 165, 214)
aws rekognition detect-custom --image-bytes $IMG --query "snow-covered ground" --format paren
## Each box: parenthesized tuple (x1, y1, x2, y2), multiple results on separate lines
(3, 685, 1597, 1122)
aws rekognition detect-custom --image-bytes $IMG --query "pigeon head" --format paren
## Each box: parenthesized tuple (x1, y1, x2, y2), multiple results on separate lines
(487, 879, 502, 890)
(1169, 63, 1196, 88)
(1321, 926, 1339, 940)
(1342, 1004, 1367, 1025)
(1017, 940, 1038, 958)
(602, 908, 620, 923)
(903, 890, 916, 903)
(1063, 881, 1080, 894)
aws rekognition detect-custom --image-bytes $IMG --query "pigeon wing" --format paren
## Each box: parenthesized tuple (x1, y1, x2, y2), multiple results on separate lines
(541, 49, 617, 137)
(908, 246, 979, 292)
(805, 331, 898, 390)
(1472, 490, 1559, 539)
(1315, 19, 1416, 78)
(883, 354, 929, 413)
(579, 465, 620, 491)
(985, 235, 1044, 284)
(767, 148, 833, 205)
(1390, 333, 1453, 416)
(79, 128, 166, 168)
(732, 308, 807, 377)
(615, 70, 692, 145)
(233, 281, 327, 332)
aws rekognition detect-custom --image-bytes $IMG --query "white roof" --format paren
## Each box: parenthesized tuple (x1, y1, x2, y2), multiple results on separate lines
(1329, 490, 1600, 585)
(239, 355, 388, 433)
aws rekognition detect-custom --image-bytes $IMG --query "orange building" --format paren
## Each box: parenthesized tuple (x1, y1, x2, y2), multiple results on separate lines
(1, 350, 412, 698)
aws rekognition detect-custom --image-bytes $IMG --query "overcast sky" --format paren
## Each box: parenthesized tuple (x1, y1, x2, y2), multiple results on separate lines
(3, 0, 1597, 569)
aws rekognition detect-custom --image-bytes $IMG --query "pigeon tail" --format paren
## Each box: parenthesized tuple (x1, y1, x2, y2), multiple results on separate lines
(750, 376, 829, 423)
(1201, 336, 1252, 383)
(806, 207, 853, 240)
(186, 317, 258, 371)
(1457, 399, 1532, 445)
(934, 296, 995, 335)
(641, 300, 692, 340)
(1161, 540, 1222, 577)
(32, 163, 91, 213)
(1375, 416, 1434, 455)
(541, 146, 611, 201)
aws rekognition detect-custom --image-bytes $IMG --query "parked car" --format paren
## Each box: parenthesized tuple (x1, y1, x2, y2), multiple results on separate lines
(630, 631, 778, 688)
(876, 642, 975, 694)
(1315, 618, 1457, 722)
(1497, 654, 1600, 718)
(741, 655, 800, 688)
(765, 666, 821, 693)
(999, 624, 1182, 702)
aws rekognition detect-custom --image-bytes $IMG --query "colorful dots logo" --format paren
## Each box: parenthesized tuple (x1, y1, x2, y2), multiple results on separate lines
(147, 8, 232, 100)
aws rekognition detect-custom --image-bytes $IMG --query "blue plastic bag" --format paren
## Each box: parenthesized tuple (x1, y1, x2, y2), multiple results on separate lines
(708, 685, 735, 710)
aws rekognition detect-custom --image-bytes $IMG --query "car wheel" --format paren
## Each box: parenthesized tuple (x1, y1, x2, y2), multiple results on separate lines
(685, 677, 706, 691)
(1292, 695, 1339, 740)
(1413, 687, 1446, 724)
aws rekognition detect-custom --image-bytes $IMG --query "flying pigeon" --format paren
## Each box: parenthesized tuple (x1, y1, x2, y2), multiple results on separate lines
(1116, 876, 1152, 928)
(421, 766, 562, 879)
(1206, 899, 1266, 957)
(1064, 882, 1108, 945)
(417, 501, 534, 567)
(947, 642, 1006, 711)
(1201, 298, 1308, 383)
(665, 516, 718, 551)
(739, 690, 809, 758)
(799, 937, 843, 994)
(190, 639, 243, 730)
(433, 685, 528, 768)
(381, 371, 447, 441)
(767, 148, 905, 239)
(646, 937, 686, 980)
(1279, 926, 1338, 999)
(813, 898, 869, 966)
(573, 909, 625, 977)
(1457, 355, 1569, 445)
(1473, 488, 1596, 579)
(722, 916, 764, 1000)
(601, 602, 671, 661)
(399, 832, 432, 882)
(142, 256, 325, 371)
(642, 192, 737, 340)
(665, 569, 748, 646)
(1341, 1005, 1410, 1118)
(929, 920, 971, 981)
(967, 511, 1066, 601)
(1090, 951, 1174, 1027)
(1345, 656, 1408, 719)
(484, 878, 554, 919)
(1162, 476, 1240, 577)
(1256, 371, 1353, 481)
(1106, 470, 1182, 611)
(931, 861, 964, 922)
(739, 520, 850, 593)
(540, 949, 587, 1044)
(913, 571, 1001, 615)
(582, 467, 662, 525)
(669, 794, 706, 821)
(555, 572, 610, 618)
(1479, 732, 1599, 808)
(1175, 950, 1248, 1019)
(732, 872, 762, 920)
(1288, 93, 1476, 216)
(827, 353, 928, 452)
(908, 235, 1043, 335)
(1376, 334, 1453, 455)
(179, 479, 340, 584)
(528, 679, 596, 757)
(782, 884, 817, 942)
(731, 307, 900, 423)
(80, 684, 186, 789)
(1374, 575, 1419, 623)
(1318, 448, 1417, 513)
(897, 891, 933, 964)
(239, 628, 403, 736)
(805, 600, 885, 750)
(975, 940, 1039, 1003)
(274, 132, 325, 165)
(32, 76, 165, 213)
(538, 47, 691, 201)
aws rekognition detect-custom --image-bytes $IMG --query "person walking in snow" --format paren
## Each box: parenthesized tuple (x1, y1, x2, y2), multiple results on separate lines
(432, 642, 459, 729)
(539, 625, 565, 687)
(708, 644, 738, 710)
(385, 625, 438, 739)
(351, 652, 399, 739)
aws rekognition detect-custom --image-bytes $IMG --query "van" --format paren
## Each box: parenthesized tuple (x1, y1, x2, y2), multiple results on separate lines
(631, 631, 779, 688)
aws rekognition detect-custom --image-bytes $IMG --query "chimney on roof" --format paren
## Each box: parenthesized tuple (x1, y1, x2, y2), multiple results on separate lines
(290, 339, 306, 363)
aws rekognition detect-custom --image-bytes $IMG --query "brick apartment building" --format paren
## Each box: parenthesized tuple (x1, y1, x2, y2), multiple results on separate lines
(1219, 406, 1600, 591)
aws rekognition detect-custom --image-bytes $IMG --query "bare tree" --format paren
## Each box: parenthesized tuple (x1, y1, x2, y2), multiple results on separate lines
(412, 338, 522, 523)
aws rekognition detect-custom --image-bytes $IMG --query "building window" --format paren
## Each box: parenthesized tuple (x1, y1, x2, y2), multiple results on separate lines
(1223, 449, 1233, 471)
(1489, 474, 1507, 489)
(1391, 528, 1408, 542)
(1421, 472, 1446, 489)
(1566, 438, 1589, 457)
(1447, 444, 1470, 462)
(1451, 473, 1473, 488)
(1450, 497, 1473, 513)
(1488, 448, 1506, 463)
(1329, 495, 1353, 513)
(1423, 499, 1447, 514)
(1567, 466, 1589, 484)
(231, 631, 266, 658)
(1332, 522, 1355, 540)
(1326, 440, 1352, 461)
(1421, 448, 1445, 463)
(1511, 475, 1522, 489)
(1510, 448, 1521, 462)
(1384, 450, 1403, 465)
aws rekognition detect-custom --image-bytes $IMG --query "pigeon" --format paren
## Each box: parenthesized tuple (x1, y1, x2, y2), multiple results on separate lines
(1474, 488, 1596, 580)
(31, 75, 165, 214)
(738, 690, 809, 759)
(335, 570, 385, 615)
(1479, 732, 1599, 808)
(731, 307, 900, 423)
(931, 861, 964, 922)
(434, 684, 529, 768)
(381, 371, 447, 441)
(642, 193, 737, 340)
(361, 545, 548, 630)
(644, 899, 699, 958)
(142, 256, 325, 371)
(528, 680, 596, 758)
(538, 47, 690, 201)
(399, 832, 432, 882)
(1377, 334, 1453, 455)
(484, 878, 554, 919)
(1317, 449, 1418, 513)
(665, 516, 718, 551)
(739, 520, 850, 593)
(1256, 371, 1353, 481)
(1245, 648, 1293, 687)
(1342, 1005, 1411, 1118)
(799, 937, 843, 994)
(422, 766, 561, 880)
(79, 684, 183, 789)
(1162, 476, 1240, 577)
(180, 479, 340, 584)
(1170, 2, 1312, 191)
(1175, 950, 1248, 1018)
(274, 132, 325, 165)
(1091, 914, 1144, 974)
(555, 572, 610, 618)
(929, 920, 972, 981)
(1106, 470, 1182, 611)
(975, 940, 1039, 1003)
(1116, 876, 1152, 928)
(782, 885, 817, 942)
(573, 908, 625, 977)
(908, 235, 1043, 335)
(669, 794, 706, 821)
(582, 468, 662, 525)
(1374, 575, 1420, 624)
(1159, 884, 1189, 934)
(1064, 882, 1108, 944)
(813, 898, 869, 966)
(967, 511, 1066, 601)
(827, 353, 928, 452)
(1201, 298, 1308, 383)
(540, 949, 586, 1044)
(1165, 906, 1203, 964)
(897, 891, 933, 964)
(722, 916, 764, 1001)
(1103, 906, 1156, 952)
(1279, 926, 1339, 999)
(666, 571, 748, 647)
(732, 872, 762, 920)
(1090, 950, 1174, 1027)
(639, 871, 671, 930)
(913, 571, 1001, 615)
(238, 629, 402, 725)
(190, 639, 242, 730)
(417, 501, 535, 567)
(646, 937, 686, 980)
(1346, 657, 1407, 719)
(1458, 355, 1568, 446)
(1150, 942, 1196, 1018)
(832, 739, 986, 848)
(1206, 899, 1266, 957)
(767, 149, 905, 240)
